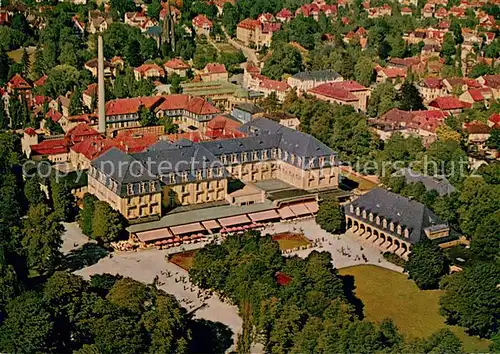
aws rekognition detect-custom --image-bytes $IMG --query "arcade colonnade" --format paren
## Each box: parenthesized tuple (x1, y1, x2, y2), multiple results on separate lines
(346, 216, 411, 260)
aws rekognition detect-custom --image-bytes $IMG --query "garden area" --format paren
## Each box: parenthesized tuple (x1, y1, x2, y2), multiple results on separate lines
(271, 232, 311, 251)
(169, 250, 198, 271)
(338, 265, 491, 353)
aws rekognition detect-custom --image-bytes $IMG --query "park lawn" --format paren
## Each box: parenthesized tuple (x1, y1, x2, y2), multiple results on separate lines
(169, 250, 197, 271)
(216, 42, 239, 54)
(8, 47, 36, 64)
(272, 233, 311, 251)
(339, 265, 491, 353)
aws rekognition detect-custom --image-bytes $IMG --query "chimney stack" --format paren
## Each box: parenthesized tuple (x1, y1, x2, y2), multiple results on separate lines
(97, 35, 106, 134)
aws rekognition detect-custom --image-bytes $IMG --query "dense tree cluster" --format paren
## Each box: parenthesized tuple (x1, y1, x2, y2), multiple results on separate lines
(190, 231, 464, 352)
(316, 198, 345, 234)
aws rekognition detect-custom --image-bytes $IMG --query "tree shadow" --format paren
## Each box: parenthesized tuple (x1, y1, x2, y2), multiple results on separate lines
(340, 274, 365, 320)
(188, 319, 234, 354)
(60, 243, 109, 272)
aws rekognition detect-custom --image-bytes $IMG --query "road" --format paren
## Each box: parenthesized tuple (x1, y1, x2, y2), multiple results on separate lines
(221, 27, 259, 65)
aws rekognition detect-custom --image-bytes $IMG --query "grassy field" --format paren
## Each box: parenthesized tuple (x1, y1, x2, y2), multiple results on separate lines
(215, 42, 239, 54)
(7, 47, 36, 64)
(272, 232, 311, 251)
(169, 250, 198, 271)
(339, 265, 491, 353)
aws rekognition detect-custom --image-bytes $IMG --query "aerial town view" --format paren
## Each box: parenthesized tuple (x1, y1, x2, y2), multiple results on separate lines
(0, 0, 499, 351)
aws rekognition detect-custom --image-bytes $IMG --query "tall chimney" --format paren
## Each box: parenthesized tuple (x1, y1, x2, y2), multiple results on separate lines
(97, 35, 106, 134)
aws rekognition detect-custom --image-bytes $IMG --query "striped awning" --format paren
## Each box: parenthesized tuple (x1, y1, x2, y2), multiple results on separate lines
(218, 215, 251, 227)
(278, 206, 294, 219)
(136, 228, 173, 243)
(170, 222, 204, 235)
(202, 220, 220, 230)
(289, 203, 311, 217)
(248, 210, 280, 222)
(304, 201, 319, 213)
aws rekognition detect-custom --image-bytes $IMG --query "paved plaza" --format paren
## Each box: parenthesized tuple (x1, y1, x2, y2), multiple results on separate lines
(61, 222, 93, 255)
(74, 218, 403, 349)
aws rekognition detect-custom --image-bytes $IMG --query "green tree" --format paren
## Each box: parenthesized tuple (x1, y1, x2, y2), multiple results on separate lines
(91, 201, 124, 243)
(24, 176, 46, 206)
(0, 49, 11, 84)
(468, 63, 495, 78)
(125, 39, 143, 67)
(0, 97, 8, 129)
(0, 291, 54, 353)
(354, 56, 375, 87)
(316, 199, 345, 234)
(69, 87, 84, 116)
(45, 65, 80, 98)
(262, 44, 303, 80)
(470, 211, 500, 261)
(487, 128, 500, 150)
(79, 193, 98, 236)
(169, 73, 183, 94)
(50, 179, 76, 222)
(404, 239, 449, 289)
(59, 43, 78, 67)
(139, 105, 157, 127)
(441, 33, 456, 65)
(0, 245, 19, 313)
(22, 204, 63, 274)
(440, 262, 500, 338)
(367, 82, 399, 117)
(147, 0, 162, 20)
(398, 82, 425, 111)
(20, 48, 30, 76)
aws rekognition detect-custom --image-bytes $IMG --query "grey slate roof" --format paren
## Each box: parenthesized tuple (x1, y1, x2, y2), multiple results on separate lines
(344, 188, 448, 244)
(239, 118, 338, 161)
(397, 168, 456, 196)
(233, 103, 264, 114)
(291, 70, 342, 82)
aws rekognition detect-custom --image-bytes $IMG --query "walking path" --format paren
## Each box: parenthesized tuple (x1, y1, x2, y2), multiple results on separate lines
(222, 26, 259, 65)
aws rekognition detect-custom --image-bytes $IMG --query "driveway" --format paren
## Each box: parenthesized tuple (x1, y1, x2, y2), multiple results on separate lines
(222, 27, 259, 65)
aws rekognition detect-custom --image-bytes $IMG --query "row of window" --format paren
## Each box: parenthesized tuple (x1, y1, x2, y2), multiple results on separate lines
(350, 205, 410, 238)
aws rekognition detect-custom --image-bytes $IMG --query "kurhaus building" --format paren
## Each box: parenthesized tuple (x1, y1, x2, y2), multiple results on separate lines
(88, 118, 340, 220)
(344, 188, 451, 259)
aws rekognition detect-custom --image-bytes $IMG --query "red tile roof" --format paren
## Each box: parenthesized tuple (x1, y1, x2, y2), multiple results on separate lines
(428, 96, 470, 110)
(309, 81, 368, 101)
(192, 14, 212, 28)
(83, 83, 98, 96)
(259, 78, 290, 92)
(204, 63, 227, 74)
(68, 113, 98, 124)
(164, 58, 190, 70)
(157, 94, 220, 115)
(105, 96, 163, 116)
(275, 271, 292, 286)
(467, 88, 491, 102)
(164, 131, 203, 143)
(46, 108, 63, 122)
(488, 113, 500, 127)
(481, 74, 500, 89)
(33, 95, 51, 105)
(33, 75, 48, 87)
(378, 67, 407, 79)
(276, 8, 293, 18)
(134, 63, 165, 76)
(238, 18, 261, 30)
(67, 123, 101, 144)
(464, 120, 491, 134)
(8, 74, 31, 90)
(24, 128, 37, 136)
(262, 22, 282, 33)
(31, 138, 69, 156)
(421, 78, 443, 89)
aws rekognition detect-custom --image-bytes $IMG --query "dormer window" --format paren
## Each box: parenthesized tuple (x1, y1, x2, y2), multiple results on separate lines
(263, 150, 268, 159)
(319, 157, 325, 166)
(242, 152, 248, 162)
(127, 184, 133, 195)
(271, 148, 278, 158)
(169, 173, 176, 183)
(221, 154, 227, 164)
(231, 153, 237, 163)
(252, 151, 258, 160)
(397, 225, 402, 234)
(140, 182, 146, 194)
(356, 207, 360, 216)
(196, 170, 202, 180)
(369, 213, 374, 222)
(382, 219, 387, 228)
(390, 222, 395, 232)
(376, 216, 380, 225)
(350, 205, 354, 213)
(291, 154, 295, 164)
(182, 172, 188, 182)
(149, 181, 156, 192)
(404, 228, 409, 238)
(362, 210, 367, 219)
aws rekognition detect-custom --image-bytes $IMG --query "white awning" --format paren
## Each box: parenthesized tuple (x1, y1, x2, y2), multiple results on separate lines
(248, 210, 280, 222)
(136, 228, 173, 243)
(170, 222, 205, 235)
(218, 215, 251, 227)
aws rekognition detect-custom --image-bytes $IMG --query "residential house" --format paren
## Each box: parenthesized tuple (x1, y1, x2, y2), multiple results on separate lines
(84, 58, 115, 77)
(192, 14, 212, 37)
(376, 67, 407, 85)
(236, 18, 281, 49)
(7, 74, 32, 102)
(287, 70, 343, 93)
(459, 88, 493, 106)
(418, 78, 447, 102)
(477, 74, 500, 99)
(201, 63, 228, 82)
(88, 10, 112, 34)
(105, 96, 164, 129)
(276, 8, 293, 22)
(134, 63, 165, 81)
(83, 83, 97, 110)
(308, 81, 371, 112)
(427, 96, 471, 114)
(164, 58, 190, 77)
(463, 120, 491, 151)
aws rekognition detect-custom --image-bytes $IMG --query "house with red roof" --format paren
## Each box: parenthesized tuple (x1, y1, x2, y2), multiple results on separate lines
(487, 113, 500, 128)
(134, 63, 165, 81)
(164, 58, 190, 77)
(236, 18, 281, 49)
(204, 115, 245, 140)
(463, 120, 492, 151)
(368, 4, 392, 18)
(477, 74, 500, 99)
(258, 78, 290, 102)
(308, 81, 371, 112)
(295, 3, 320, 20)
(418, 78, 447, 102)
(124, 11, 158, 32)
(428, 96, 471, 114)
(459, 88, 493, 105)
(192, 14, 212, 37)
(376, 67, 407, 85)
(154, 94, 220, 131)
(83, 83, 97, 110)
(201, 63, 228, 82)
(401, 7, 412, 15)
(276, 8, 293, 22)
(105, 96, 165, 129)
(33, 75, 48, 88)
(7, 74, 32, 102)
(257, 13, 274, 24)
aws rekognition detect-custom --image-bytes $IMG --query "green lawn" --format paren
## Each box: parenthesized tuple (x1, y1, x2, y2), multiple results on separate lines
(272, 233, 311, 251)
(216, 42, 239, 54)
(8, 47, 36, 64)
(339, 265, 491, 353)
(341, 172, 378, 191)
(169, 250, 197, 271)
